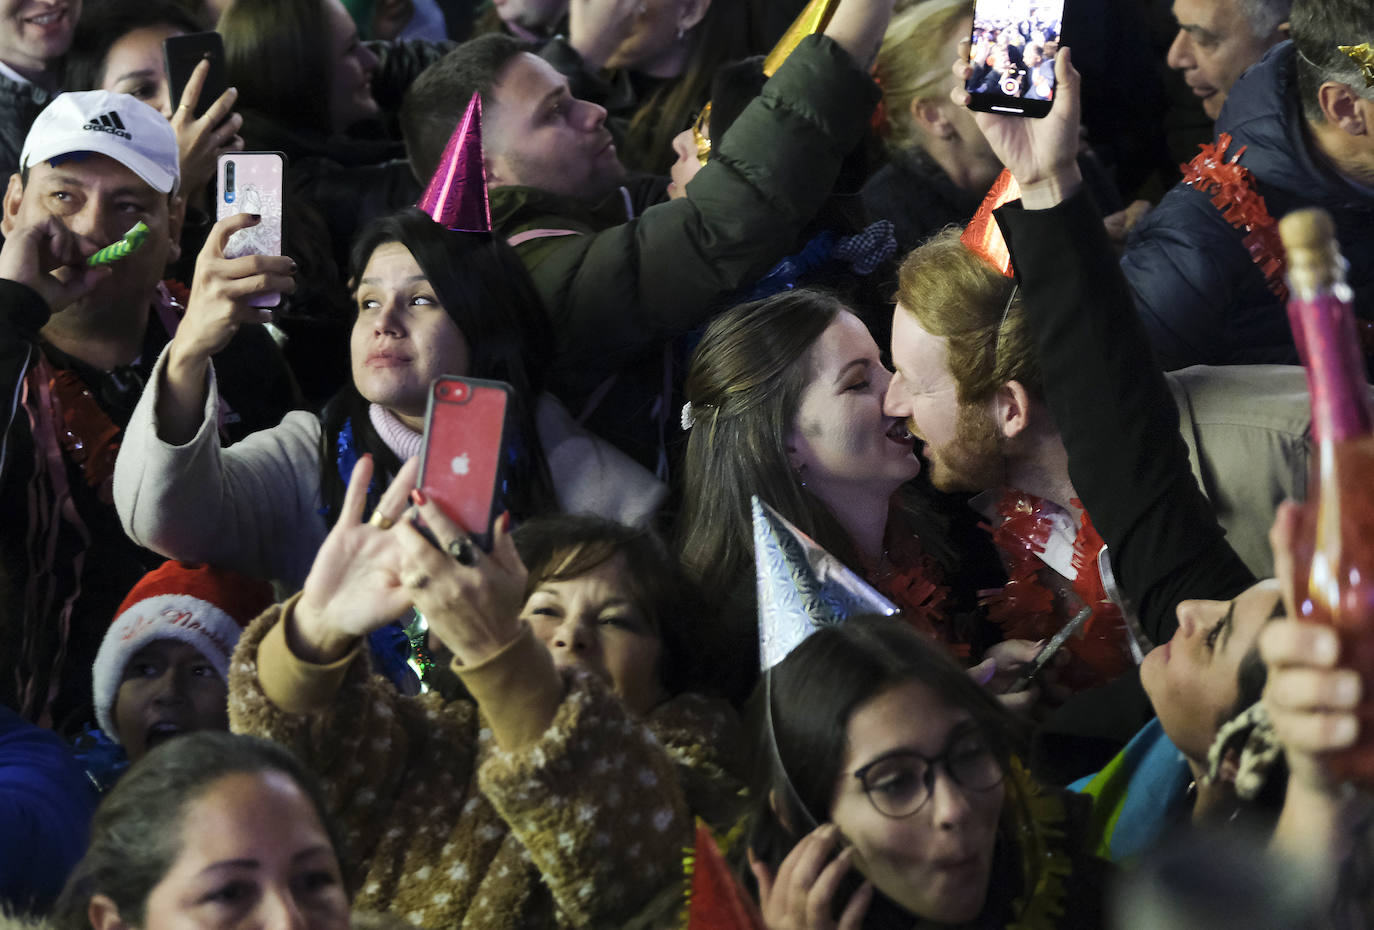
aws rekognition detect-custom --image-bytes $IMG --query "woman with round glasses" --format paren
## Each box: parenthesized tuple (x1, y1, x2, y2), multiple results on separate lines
(746, 616, 1109, 928)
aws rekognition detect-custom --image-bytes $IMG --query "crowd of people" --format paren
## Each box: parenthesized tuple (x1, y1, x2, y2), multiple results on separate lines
(3, 0, 1374, 926)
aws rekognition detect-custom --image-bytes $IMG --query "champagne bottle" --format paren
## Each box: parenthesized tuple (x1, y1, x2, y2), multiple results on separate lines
(1281, 208, 1374, 785)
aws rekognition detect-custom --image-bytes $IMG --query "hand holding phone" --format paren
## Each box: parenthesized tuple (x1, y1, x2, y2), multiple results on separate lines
(164, 31, 228, 120)
(216, 151, 285, 307)
(964, 0, 1065, 118)
(171, 56, 244, 196)
(418, 376, 512, 552)
(750, 824, 873, 928)
(953, 45, 1083, 210)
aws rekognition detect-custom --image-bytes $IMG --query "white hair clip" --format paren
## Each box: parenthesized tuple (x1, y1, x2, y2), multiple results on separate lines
(681, 401, 696, 431)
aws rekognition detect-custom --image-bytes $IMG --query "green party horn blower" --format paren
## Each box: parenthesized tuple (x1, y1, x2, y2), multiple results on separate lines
(87, 221, 150, 266)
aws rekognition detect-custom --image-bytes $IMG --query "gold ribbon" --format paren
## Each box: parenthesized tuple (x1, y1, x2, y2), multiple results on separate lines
(762, 0, 841, 76)
(1338, 43, 1374, 88)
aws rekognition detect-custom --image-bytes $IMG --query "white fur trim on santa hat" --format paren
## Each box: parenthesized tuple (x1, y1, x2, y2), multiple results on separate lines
(92, 593, 244, 744)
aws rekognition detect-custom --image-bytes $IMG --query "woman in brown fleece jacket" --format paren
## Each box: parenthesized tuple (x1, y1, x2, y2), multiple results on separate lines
(227, 457, 743, 929)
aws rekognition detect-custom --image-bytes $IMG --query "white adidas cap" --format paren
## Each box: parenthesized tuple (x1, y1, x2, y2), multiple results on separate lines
(20, 90, 179, 194)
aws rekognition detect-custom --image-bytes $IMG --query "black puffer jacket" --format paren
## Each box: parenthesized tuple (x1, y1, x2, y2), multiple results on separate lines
(1120, 41, 1374, 369)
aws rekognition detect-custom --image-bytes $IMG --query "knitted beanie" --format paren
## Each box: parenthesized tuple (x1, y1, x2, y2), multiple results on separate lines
(92, 562, 274, 742)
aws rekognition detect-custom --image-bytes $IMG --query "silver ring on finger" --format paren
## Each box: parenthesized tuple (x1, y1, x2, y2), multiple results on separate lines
(446, 536, 478, 566)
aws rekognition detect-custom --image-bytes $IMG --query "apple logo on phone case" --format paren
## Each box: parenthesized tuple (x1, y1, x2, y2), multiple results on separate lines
(451, 453, 470, 476)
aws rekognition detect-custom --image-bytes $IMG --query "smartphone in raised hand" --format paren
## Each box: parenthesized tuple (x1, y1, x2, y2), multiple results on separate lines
(164, 31, 228, 120)
(216, 151, 285, 308)
(418, 376, 512, 553)
(965, 0, 1065, 118)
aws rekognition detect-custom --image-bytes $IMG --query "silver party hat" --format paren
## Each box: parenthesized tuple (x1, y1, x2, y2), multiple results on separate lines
(753, 496, 898, 670)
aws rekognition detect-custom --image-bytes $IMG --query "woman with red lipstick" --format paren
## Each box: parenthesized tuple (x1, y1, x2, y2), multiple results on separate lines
(676, 289, 1009, 704)
(114, 207, 662, 596)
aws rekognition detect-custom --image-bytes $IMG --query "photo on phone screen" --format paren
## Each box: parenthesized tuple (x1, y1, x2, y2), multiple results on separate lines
(163, 31, 227, 120)
(216, 151, 285, 307)
(965, 0, 1065, 117)
(419, 377, 512, 553)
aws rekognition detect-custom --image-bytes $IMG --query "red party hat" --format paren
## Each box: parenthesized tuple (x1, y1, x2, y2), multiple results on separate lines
(416, 92, 491, 232)
(686, 822, 765, 930)
(960, 169, 1021, 278)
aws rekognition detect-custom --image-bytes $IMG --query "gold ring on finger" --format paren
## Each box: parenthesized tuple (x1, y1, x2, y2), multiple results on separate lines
(368, 511, 395, 530)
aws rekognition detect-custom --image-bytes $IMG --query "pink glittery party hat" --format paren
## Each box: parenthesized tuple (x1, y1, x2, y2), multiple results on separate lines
(416, 93, 491, 232)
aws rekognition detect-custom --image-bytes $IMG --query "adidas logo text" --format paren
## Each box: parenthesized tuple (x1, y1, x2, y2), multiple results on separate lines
(83, 112, 131, 140)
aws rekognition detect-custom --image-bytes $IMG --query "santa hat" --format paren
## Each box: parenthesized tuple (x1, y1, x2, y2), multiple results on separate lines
(92, 562, 274, 743)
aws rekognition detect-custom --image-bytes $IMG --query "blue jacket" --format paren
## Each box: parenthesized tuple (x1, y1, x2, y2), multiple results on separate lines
(0, 706, 97, 913)
(1120, 42, 1374, 369)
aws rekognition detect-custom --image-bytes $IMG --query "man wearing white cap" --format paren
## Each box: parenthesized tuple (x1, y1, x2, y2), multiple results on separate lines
(0, 89, 297, 732)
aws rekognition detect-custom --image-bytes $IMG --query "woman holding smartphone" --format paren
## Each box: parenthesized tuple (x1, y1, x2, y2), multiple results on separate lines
(217, 456, 742, 927)
(113, 206, 663, 595)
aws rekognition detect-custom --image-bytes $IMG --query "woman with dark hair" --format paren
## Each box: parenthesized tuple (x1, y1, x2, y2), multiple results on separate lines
(217, 0, 452, 390)
(747, 617, 1109, 928)
(114, 207, 662, 595)
(223, 458, 742, 925)
(64, 0, 242, 202)
(51, 730, 349, 930)
(676, 288, 1002, 703)
(541, 0, 751, 174)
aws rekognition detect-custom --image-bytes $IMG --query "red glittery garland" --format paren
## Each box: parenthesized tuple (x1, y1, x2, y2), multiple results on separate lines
(980, 490, 1134, 692)
(47, 369, 120, 502)
(870, 532, 965, 659)
(1180, 133, 1288, 302)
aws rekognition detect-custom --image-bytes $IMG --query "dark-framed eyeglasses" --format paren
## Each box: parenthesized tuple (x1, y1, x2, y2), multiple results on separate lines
(851, 725, 1004, 819)
(690, 102, 712, 166)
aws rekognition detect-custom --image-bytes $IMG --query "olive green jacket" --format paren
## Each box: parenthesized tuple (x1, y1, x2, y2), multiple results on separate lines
(491, 35, 880, 467)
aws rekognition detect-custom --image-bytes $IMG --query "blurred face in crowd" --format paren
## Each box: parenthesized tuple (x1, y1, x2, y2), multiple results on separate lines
(1167, 0, 1286, 120)
(483, 52, 626, 201)
(3, 153, 180, 314)
(524, 553, 666, 716)
(114, 640, 230, 763)
(1141, 579, 1284, 762)
(830, 679, 1005, 923)
(492, 0, 567, 33)
(0, 0, 81, 78)
(326, 0, 380, 132)
(350, 241, 470, 431)
(932, 16, 1002, 191)
(604, 0, 706, 77)
(789, 311, 922, 503)
(100, 24, 185, 119)
(884, 307, 1006, 494)
(102, 771, 349, 930)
